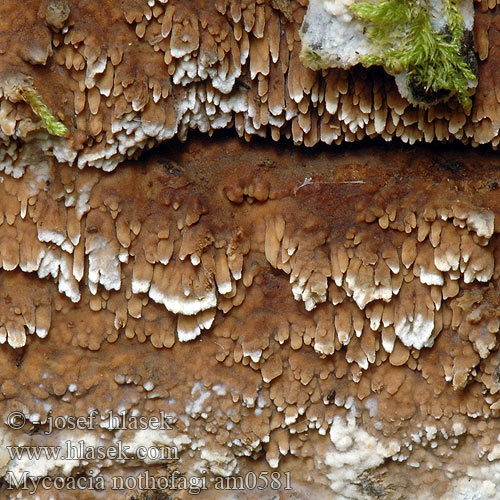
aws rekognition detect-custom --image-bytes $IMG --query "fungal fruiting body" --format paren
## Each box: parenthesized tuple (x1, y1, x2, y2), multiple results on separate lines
(1, 137, 500, 499)
(0, 0, 499, 181)
(1, 1, 500, 499)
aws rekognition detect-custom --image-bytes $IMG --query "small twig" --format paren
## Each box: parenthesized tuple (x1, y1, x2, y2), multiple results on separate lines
(294, 176, 365, 195)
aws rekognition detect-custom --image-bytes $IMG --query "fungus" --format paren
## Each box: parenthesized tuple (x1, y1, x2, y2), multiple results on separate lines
(0, 0, 498, 178)
(2, 1, 500, 499)
(1, 136, 500, 497)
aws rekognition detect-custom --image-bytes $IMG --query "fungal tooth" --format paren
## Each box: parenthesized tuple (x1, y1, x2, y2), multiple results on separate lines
(381, 326, 396, 354)
(335, 305, 352, 345)
(389, 339, 410, 366)
(6, 322, 26, 349)
(157, 238, 174, 265)
(429, 220, 441, 247)
(401, 238, 417, 269)
(128, 295, 143, 318)
(132, 258, 154, 294)
(35, 305, 51, 339)
(265, 217, 281, 268)
(215, 249, 232, 295)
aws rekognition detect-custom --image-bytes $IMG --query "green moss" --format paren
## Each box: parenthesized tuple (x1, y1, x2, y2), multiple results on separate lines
(303, 49, 323, 65)
(349, 0, 476, 109)
(19, 88, 68, 137)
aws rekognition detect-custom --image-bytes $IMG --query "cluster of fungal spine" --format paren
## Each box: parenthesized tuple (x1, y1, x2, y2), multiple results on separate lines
(263, 203, 498, 388)
(2, 1, 500, 498)
(0, 0, 500, 176)
(0, 153, 498, 418)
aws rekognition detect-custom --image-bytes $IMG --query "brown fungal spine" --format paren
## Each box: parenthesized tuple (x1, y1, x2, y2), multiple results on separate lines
(0, 0, 499, 177)
(1, 2, 500, 499)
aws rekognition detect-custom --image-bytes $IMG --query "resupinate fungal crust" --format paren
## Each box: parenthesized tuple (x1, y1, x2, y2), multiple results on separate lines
(2, 1, 500, 499)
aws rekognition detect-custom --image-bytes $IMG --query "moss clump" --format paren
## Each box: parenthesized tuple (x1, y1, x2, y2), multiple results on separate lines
(349, 0, 476, 109)
(302, 49, 323, 65)
(19, 87, 69, 137)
